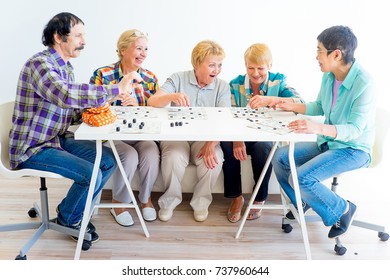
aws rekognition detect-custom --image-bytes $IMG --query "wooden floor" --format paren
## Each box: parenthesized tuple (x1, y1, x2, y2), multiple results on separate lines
(0, 177, 389, 260)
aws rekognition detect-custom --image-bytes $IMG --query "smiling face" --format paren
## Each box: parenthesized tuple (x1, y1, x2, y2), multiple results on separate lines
(316, 42, 337, 73)
(194, 55, 223, 87)
(243, 43, 272, 87)
(120, 37, 148, 72)
(245, 62, 270, 86)
(54, 22, 85, 62)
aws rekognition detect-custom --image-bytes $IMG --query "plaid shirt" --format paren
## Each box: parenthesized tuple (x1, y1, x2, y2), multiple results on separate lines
(90, 61, 159, 106)
(9, 47, 119, 169)
(229, 72, 304, 107)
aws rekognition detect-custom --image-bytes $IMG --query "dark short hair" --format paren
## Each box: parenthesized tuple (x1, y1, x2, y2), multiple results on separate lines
(42, 12, 84, 47)
(317, 25, 357, 64)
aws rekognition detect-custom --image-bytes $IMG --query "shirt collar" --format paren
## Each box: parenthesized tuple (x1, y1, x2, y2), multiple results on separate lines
(342, 61, 360, 91)
(48, 47, 73, 70)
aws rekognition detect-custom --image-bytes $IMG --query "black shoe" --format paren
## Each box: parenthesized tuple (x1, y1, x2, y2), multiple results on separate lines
(285, 202, 310, 220)
(56, 205, 97, 239)
(55, 218, 100, 243)
(328, 201, 357, 239)
(69, 224, 99, 244)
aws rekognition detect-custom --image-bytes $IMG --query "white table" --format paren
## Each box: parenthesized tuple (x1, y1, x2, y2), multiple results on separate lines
(74, 106, 316, 260)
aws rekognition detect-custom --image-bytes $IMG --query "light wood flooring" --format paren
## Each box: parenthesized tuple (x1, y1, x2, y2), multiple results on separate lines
(0, 177, 389, 260)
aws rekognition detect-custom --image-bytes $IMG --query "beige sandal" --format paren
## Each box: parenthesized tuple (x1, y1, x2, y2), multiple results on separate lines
(247, 201, 265, 220)
(227, 196, 245, 223)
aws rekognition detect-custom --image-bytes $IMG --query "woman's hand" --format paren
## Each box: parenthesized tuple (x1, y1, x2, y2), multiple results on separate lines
(233, 141, 247, 161)
(171, 93, 190, 107)
(288, 119, 319, 134)
(197, 141, 219, 169)
(119, 95, 139, 106)
(117, 71, 143, 95)
(249, 96, 277, 109)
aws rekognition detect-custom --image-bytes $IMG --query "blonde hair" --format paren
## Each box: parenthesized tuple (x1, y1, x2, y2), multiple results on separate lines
(244, 43, 272, 66)
(117, 29, 148, 60)
(191, 40, 225, 68)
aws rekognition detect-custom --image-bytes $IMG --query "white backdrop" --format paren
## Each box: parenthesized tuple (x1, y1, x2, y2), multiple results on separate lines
(1, 0, 389, 107)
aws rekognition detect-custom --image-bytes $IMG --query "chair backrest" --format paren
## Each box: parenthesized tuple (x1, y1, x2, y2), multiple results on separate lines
(0, 101, 15, 172)
(371, 107, 390, 168)
(0, 101, 63, 179)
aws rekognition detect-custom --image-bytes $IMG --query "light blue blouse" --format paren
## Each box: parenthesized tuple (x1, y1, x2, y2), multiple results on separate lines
(305, 61, 376, 155)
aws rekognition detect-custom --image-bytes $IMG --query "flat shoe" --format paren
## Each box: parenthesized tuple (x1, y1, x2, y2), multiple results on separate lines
(194, 209, 208, 222)
(247, 201, 264, 220)
(227, 196, 244, 223)
(158, 209, 173, 222)
(110, 208, 134, 227)
(142, 207, 157, 222)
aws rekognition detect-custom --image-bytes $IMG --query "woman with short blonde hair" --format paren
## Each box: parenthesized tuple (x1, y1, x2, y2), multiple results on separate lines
(191, 40, 225, 68)
(222, 42, 303, 223)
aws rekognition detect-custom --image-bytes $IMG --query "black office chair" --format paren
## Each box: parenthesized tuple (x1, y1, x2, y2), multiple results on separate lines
(281, 107, 389, 255)
(0, 101, 92, 259)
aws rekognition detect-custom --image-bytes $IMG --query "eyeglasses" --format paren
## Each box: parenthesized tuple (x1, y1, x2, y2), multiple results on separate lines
(316, 49, 336, 55)
(130, 31, 148, 37)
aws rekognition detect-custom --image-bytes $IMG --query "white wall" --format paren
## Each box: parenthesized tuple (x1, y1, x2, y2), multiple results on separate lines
(1, 0, 389, 206)
(1, 0, 389, 107)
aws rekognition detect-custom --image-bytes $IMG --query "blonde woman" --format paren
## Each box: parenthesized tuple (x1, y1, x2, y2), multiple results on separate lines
(90, 29, 160, 225)
(221, 43, 304, 223)
(148, 40, 231, 222)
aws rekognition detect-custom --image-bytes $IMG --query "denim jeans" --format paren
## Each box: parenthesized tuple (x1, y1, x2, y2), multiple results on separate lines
(19, 135, 117, 226)
(272, 142, 370, 226)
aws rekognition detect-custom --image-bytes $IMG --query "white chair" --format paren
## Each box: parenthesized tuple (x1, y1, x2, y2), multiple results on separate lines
(282, 107, 389, 255)
(0, 101, 91, 260)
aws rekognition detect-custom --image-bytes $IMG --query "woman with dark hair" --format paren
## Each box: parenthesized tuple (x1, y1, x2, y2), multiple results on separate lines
(271, 26, 376, 239)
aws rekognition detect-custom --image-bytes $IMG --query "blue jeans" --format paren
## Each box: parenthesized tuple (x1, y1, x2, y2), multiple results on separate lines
(272, 142, 370, 226)
(19, 135, 117, 226)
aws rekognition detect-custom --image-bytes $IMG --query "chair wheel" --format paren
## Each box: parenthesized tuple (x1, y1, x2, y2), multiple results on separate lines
(334, 244, 347, 256)
(15, 254, 27, 260)
(282, 224, 293, 233)
(378, 232, 389, 241)
(28, 208, 37, 218)
(82, 240, 92, 251)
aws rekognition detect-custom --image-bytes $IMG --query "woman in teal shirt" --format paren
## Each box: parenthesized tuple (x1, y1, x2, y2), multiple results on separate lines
(222, 43, 304, 223)
(272, 25, 376, 239)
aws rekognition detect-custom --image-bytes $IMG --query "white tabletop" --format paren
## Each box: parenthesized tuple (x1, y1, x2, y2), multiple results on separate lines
(74, 106, 317, 143)
(73, 106, 317, 260)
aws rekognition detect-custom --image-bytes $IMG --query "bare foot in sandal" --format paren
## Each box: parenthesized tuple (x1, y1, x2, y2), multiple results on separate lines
(227, 195, 244, 223)
(247, 201, 265, 220)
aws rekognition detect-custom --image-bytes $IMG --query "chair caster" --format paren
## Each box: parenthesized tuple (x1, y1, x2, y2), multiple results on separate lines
(282, 223, 293, 233)
(378, 232, 389, 241)
(28, 208, 37, 218)
(15, 254, 27, 260)
(334, 244, 347, 256)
